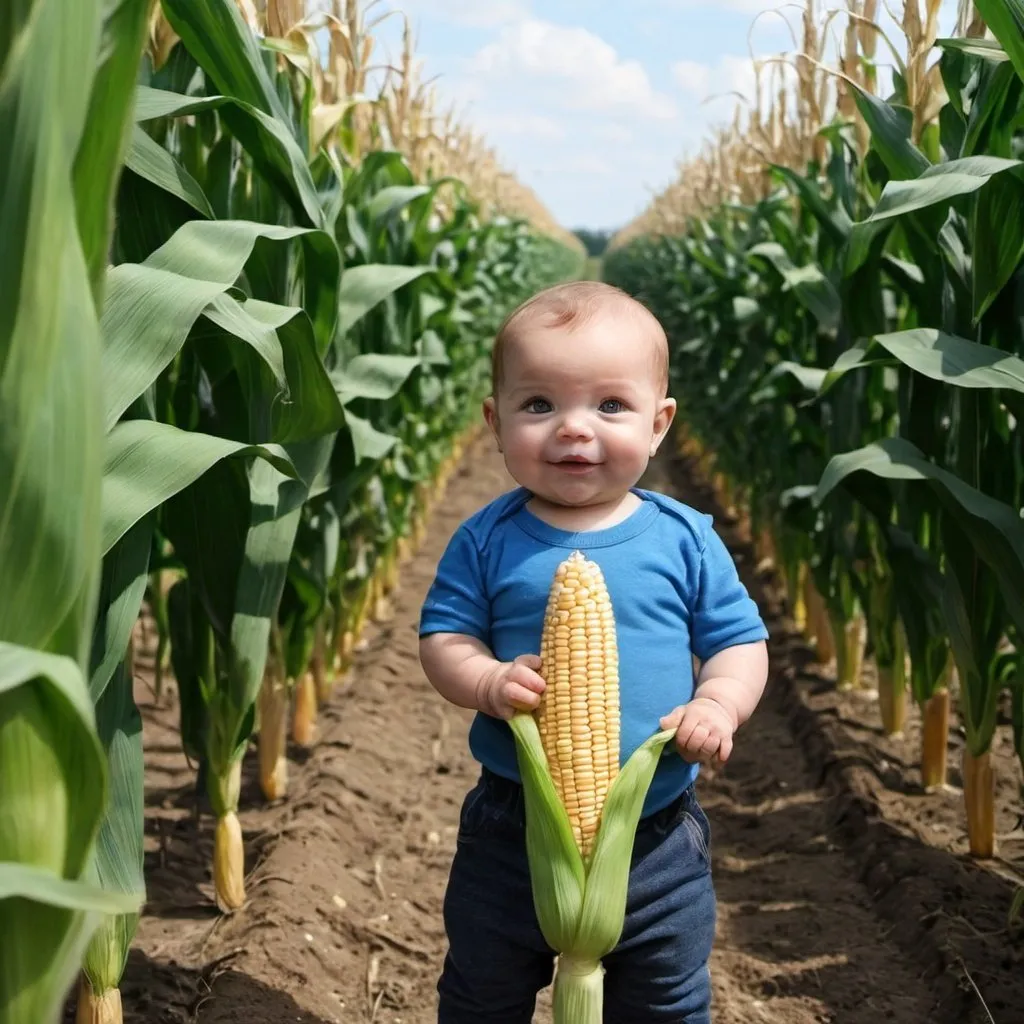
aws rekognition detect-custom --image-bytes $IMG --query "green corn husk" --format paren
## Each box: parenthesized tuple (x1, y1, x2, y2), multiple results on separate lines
(0, 649, 143, 1024)
(0, 684, 73, 1024)
(509, 714, 675, 1021)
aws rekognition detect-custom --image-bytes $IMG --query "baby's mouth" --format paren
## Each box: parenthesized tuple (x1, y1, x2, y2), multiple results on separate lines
(552, 454, 600, 473)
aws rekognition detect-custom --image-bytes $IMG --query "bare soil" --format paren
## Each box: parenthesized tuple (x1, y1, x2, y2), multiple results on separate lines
(93, 432, 1024, 1024)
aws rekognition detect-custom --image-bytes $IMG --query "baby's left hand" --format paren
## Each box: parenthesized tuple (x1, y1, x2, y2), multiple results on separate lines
(660, 696, 737, 765)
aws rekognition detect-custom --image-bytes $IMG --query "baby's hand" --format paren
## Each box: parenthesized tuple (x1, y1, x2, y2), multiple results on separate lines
(479, 654, 546, 720)
(660, 695, 737, 765)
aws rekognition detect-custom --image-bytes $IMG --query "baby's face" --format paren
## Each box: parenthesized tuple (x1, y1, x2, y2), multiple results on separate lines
(484, 311, 675, 512)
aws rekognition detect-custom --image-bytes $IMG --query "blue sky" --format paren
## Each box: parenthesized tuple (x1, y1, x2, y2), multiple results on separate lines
(370, 0, 960, 232)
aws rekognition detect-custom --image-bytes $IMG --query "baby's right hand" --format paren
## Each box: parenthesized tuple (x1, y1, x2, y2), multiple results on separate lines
(479, 654, 547, 720)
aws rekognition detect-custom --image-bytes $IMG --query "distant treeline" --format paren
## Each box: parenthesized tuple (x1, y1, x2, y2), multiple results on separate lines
(572, 228, 614, 257)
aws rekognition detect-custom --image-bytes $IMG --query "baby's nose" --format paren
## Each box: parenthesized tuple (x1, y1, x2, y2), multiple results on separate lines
(557, 415, 593, 438)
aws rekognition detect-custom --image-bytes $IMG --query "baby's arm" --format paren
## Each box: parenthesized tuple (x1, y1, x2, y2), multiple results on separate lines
(661, 517, 771, 765)
(661, 640, 768, 765)
(694, 640, 769, 730)
(419, 632, 547, 720)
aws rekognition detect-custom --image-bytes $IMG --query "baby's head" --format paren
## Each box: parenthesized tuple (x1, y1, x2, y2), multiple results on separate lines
(483, 281, 676, 514)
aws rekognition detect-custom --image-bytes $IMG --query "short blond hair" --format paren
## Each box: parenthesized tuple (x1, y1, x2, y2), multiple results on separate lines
(491, 280, 670, 396)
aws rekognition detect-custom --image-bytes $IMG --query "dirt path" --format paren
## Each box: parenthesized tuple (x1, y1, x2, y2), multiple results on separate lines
(109, 432, 1024, 1024)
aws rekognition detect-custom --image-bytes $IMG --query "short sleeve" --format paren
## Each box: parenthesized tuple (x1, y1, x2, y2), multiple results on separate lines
(418, 524, 490, 643)
(691, 521, 768, 661)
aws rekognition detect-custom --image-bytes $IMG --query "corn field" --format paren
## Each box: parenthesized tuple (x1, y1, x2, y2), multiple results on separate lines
(5, 0, 1024, 1021)
(606, 0, 1024, 863)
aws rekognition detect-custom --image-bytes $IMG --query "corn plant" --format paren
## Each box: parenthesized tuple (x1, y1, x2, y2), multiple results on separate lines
(0, 3, 150, 1023)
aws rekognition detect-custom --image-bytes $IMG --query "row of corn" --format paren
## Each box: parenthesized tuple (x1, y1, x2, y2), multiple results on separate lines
(604, 0, 1024, 871)
(0, 1, 583, 1022)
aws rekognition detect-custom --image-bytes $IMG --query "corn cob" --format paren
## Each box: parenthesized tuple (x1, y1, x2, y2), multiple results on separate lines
(508, 551, 676, 1023)
(536, 550, 620, 860)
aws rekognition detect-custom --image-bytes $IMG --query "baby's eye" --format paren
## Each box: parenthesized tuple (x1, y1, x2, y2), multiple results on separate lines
(523, 397, 552, 414)
(599, 399, 626, 414)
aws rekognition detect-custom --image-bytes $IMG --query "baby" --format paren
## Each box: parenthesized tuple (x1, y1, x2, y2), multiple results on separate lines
(418, 280, 769, 1023)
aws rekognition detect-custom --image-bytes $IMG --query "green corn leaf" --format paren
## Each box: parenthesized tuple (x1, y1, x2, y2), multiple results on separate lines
(1, 0, 106, 664)
(335, 354, 424, 404)
(202, 293, 288, 391)
(850, 85, 931, 179)
(1, 2, 149, 1017)
(89, 520, 153, 705)
(158, 0, 288, 122)
(814, 437, 1024, 640)
(935, 37, 1010, 62)
(747, 243, 840, 328)
(101, 219, 336, 428)
(0, 863, 139, 914)
(418, 329, 451, 366)
(101, 420, 297, 554)
(865, 155, 1024, 224)
(260, 304, 348, 442)
(768, 165, 851, 243)
(732, 296, 760, 323)
(818, 328, 1024, 420)
(509, 713, 586, 952)
(72, 0, 152, 296)
(202, 296, 346, 442)
(971, 171, 1024, 320)
(337, 264, 436, 336)
(972, 0, 1024, 86)
(763, 361, 829, 395)
(125, 125, 215, 219)
(215, 452, 321, 764)
(961, 60, 1022, 160)
(420, 293, 448, 326)
(367, 185, 434, 224)
(342, 410, 400, 463)
(133, 85, 321, 228)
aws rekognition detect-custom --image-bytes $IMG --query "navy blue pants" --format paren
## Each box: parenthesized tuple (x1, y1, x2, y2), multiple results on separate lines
(437, 767, 717, 1023)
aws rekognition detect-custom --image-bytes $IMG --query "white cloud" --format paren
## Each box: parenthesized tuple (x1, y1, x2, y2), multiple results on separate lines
(650, 0, 804, 13)
(466, 18, 677, 120)
(391, 0, 529, 28)
(671, 59, 711, 96)
(672, 53, 800, 122)
(593, 123, 634, 144)
(563, 154, 617, 177)
(484, 113, 566, 140)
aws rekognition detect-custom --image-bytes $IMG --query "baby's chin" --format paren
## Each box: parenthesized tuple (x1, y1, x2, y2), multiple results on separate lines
(528, 485, 632, 511)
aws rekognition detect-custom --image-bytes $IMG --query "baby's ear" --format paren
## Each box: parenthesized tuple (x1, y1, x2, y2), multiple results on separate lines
(482, 396, 501, 448)
(650, 397, 677, 452)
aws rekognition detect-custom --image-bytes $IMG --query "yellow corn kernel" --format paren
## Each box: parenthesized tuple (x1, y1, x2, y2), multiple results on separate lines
(536, 550, 620, 859)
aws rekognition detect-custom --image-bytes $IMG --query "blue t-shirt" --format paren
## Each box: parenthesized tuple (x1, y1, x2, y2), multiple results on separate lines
(418, 486, 768, 816)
